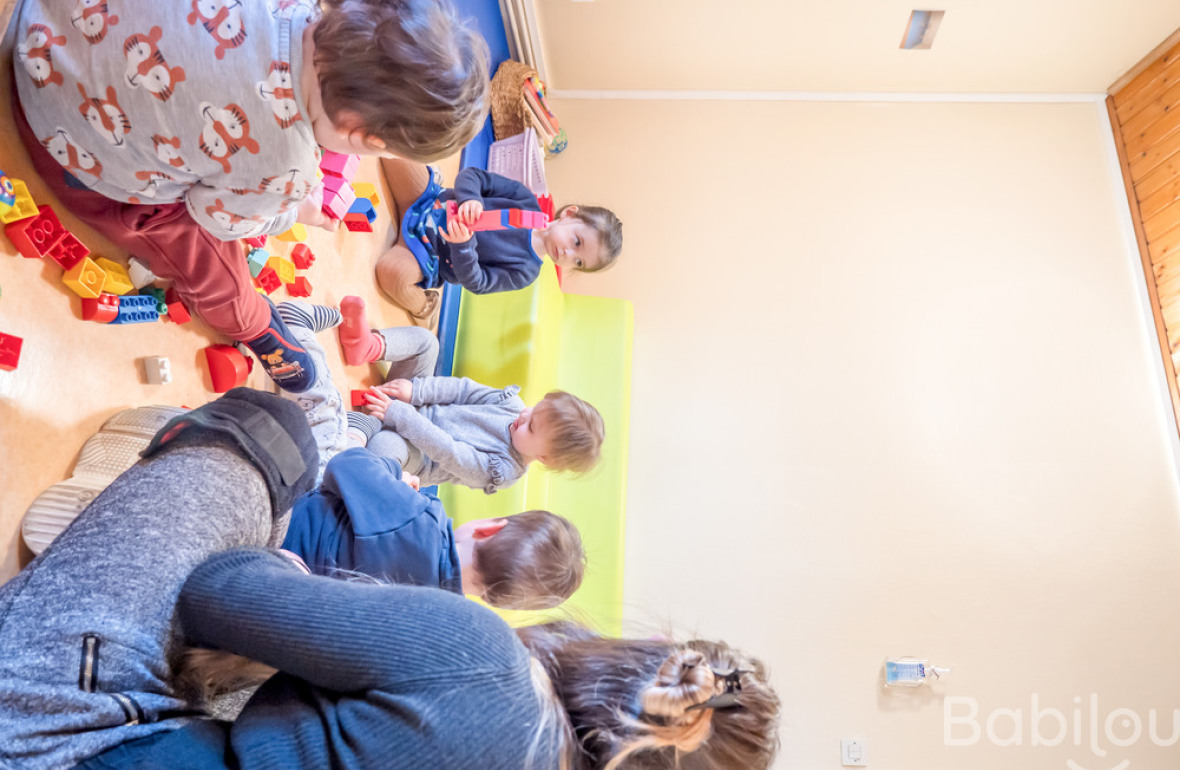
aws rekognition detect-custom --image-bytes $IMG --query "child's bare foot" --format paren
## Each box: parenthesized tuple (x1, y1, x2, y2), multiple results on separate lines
(339, 296, 385, 365)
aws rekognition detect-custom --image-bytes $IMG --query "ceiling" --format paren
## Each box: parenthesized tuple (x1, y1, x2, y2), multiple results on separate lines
(534, 0, 1180, 94)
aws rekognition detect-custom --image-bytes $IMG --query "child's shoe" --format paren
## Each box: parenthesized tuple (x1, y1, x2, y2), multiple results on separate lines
(243, 298, 316, 393)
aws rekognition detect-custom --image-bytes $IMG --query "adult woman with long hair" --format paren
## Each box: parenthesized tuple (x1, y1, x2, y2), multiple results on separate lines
(0, 391, 779, 770)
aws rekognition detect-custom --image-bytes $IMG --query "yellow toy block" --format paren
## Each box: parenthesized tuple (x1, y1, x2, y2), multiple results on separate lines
(63, 257, 107, 298)
(93, 257, 134, 295)
(352, 182, 380, 207)
(0, 179, 39, 224)
(274, 223, 307, 242)
(266, 256, 296, 284)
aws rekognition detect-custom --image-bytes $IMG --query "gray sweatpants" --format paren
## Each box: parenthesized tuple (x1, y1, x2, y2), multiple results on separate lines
(0, 439, 273, 770)
(365, 326, 438, 469)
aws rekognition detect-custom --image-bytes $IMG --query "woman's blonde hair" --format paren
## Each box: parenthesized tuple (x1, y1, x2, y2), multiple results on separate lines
(534, 391, 605, 473)
(314, 0, 490, 162)
(517, 622, 781, 770)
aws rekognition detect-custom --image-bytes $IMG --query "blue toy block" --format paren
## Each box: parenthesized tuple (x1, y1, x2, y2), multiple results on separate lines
(111, 294, 160, 325)
(246, 247, 270, 278)
(347, 196, 377, 224)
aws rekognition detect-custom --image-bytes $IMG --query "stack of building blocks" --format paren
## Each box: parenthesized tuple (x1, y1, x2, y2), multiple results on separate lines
(320, 150, 359, 221)
(204, 344, 251, 393)
(444, 200, 549, 232)
(0, 331, 22, 371)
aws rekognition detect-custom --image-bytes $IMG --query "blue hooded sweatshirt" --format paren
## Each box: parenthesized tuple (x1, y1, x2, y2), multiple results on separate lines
(281, 448, 461, 592)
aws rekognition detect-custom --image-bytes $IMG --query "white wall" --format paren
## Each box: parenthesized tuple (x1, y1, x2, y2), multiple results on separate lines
(535, 0, 1180, 93)
(547, 96, 1180, 769)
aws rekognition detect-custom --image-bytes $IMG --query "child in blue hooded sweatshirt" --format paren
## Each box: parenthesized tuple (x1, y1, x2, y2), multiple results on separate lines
(280, 447, 584, 610)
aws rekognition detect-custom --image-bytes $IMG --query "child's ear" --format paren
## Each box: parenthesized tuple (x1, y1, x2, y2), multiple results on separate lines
(559, 205, 579, 219)
(472, 518, 509, 540)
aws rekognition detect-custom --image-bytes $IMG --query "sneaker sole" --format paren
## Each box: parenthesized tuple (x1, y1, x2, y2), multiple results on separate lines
(22, 406, 188, 555)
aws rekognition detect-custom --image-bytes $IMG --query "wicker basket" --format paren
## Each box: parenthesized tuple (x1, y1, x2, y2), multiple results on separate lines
(487, 128, 548, 196)
(490, 60, 539, 141)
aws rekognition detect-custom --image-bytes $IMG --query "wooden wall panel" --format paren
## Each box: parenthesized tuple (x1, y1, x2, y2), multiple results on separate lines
(1111, 33, 1180, 433)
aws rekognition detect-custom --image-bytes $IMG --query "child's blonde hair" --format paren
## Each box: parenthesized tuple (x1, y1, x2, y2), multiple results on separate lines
(534, 391, 605, 473)
(475, 510, 586, 610)
(314, 0, 490, 162)
(557, 204, 623, 273)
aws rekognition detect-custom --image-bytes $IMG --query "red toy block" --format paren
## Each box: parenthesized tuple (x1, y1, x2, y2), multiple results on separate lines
(0, 332, 22, 371)
(166, 300, 191, 324)
(342, 211, 373, 232)
(47, 232, 88, 271)
(508, 210, 549, 229)
(290, 243, 315, 270)
(204, 344, 250, 393)
(286, 275, 312, 297)
(5, 205, 67, 260)
(350, 389, 369, 408)
(319, 150, 359, 180)
(244, 234, 268, 249)
(255, 266, 281, 294)
(163, 288, 192, 324)
(445, 200, 549, 233)
(80, 292, 119, 323)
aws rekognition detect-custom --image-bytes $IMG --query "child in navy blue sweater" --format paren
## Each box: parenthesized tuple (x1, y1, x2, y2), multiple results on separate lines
(375, 158, 623, 323)
(281, 446, 585, 610)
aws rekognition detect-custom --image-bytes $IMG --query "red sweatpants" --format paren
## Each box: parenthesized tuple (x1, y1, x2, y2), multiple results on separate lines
(12, 90, 270, 341)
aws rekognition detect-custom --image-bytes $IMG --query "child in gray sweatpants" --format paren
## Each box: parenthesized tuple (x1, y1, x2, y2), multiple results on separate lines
(0, 390, 317, 770)
(273, 302, 439, 482)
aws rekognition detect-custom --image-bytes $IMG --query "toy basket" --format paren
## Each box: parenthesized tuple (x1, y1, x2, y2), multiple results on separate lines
(490, 60, 567, 156)
(487, 128, 548, 196)
(490, 60, 539, 140)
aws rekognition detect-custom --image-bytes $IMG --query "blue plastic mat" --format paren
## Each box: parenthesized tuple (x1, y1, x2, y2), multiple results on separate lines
(435, 0, 512, 375)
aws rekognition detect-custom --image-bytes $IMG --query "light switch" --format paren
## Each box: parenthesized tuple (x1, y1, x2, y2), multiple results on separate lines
(841, 737, 867, 766)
